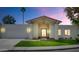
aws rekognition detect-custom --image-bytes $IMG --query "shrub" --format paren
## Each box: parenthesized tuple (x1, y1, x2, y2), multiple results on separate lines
(76, 38, 79, 42)
(49, 38, 55, 40)
(58, 38, 64, 40)
(38, 37, 41, 39)
(47, 37, 49, 39)
(32, 37, 37, 40)
(69, 37, 72, 39)
(77, 34, 79, 37)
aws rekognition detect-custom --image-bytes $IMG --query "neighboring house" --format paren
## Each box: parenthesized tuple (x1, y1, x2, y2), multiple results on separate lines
(0, 16, 79, 39)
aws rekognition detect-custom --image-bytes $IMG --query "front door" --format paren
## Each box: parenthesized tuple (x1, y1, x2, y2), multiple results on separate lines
(41, 28, 47, 37)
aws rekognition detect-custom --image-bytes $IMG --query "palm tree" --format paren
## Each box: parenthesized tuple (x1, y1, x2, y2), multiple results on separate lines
(2, 15, 16, 24)
(20, 7, 26, 24)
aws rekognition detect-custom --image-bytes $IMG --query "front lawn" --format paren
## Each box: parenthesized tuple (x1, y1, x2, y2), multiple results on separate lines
(15, 40, 79, 47)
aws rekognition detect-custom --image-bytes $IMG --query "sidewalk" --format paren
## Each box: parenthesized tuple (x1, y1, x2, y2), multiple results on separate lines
(11, 44, 79, 51)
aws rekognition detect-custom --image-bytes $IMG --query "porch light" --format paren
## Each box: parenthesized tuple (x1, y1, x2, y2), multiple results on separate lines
(26, 27, 31, 33)
(1, 27, 5, 33)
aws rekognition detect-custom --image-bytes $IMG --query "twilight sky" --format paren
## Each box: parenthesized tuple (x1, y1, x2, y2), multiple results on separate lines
(0, 7, 71, 25)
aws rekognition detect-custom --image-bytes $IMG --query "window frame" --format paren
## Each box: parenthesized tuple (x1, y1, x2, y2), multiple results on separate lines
(58, 29, 61, 36)
(64, 29, 71, 36)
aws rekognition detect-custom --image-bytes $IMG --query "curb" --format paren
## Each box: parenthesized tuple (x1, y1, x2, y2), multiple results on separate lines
(11, 45, 79, 51)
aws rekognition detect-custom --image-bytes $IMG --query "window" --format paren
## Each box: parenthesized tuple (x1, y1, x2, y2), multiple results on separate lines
(65, 29, 71, 35)
(65, 30, 68, 35)
(26, 27, 31, 33)
(42, 29, 47, 37)
(58, 29, 61, 35)
(1, 27, 5, 33)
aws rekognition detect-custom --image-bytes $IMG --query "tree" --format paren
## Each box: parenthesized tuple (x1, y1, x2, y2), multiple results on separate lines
(2, 15, 16, 24)
(20, 7, 26, 24)
(64, 7, 79, 25)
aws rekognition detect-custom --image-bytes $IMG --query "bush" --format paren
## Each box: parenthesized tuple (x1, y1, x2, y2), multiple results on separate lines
(58, 38, 64, 40)
(38, 37, 41, 39)
(32, 37, 38, 40)
(76, 38, 79, 42)
(49, 38, 55, 40)
(77, 34, 79, 37)
(69, 37, 72, 40)
(75, 34, 79, 42)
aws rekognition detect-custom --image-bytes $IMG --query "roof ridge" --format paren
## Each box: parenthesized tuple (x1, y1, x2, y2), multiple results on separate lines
(26, 15, 62, 23)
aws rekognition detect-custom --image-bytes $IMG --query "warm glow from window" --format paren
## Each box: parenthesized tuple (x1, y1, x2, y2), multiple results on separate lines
(65, 30, 67, 35)
(65, 29, 71, 35)
(26, 27, 31, 33)
(68, 30, 70, 35)
(58, 29, 61, 35)
(42, 29, 46, 37)
(1, 27, 5, 33)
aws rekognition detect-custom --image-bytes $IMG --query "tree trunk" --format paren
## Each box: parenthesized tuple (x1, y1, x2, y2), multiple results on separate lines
(23, 12, 24, 24)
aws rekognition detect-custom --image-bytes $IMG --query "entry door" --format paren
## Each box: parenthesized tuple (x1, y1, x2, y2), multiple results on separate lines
(41, 29, 47, 37)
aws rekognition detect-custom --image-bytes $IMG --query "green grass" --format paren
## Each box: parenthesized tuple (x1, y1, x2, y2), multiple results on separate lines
(15, 40, 79, 47)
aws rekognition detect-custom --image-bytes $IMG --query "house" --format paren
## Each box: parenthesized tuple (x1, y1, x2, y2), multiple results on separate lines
(0, 16, 79, 39)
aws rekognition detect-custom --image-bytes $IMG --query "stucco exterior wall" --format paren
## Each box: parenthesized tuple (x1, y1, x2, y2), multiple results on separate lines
(77, 26, 79, 35)
(1, 24, 33, 39)
(0, 24, 79, 39)
(58, 25, 78, 39)
(32, 24, 38, 38)
(50, 24, 59, 39)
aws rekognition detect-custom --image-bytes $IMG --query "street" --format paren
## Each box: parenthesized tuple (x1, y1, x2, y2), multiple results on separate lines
(4, 48, 79, 52)
(55, 48, 79, 52)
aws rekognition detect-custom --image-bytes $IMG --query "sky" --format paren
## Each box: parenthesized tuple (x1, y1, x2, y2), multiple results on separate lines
(0, 7, 71, 25)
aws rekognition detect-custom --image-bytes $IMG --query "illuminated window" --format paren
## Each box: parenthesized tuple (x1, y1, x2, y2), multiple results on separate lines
(42, 29, 47, 37)
(1, 27, 5, 33)
(65, 29, 71, 35)
(58, 29, 61, 35)
(65, 30, 68, 35)
(68, 30, 70, 35)
(26, 27, 31, 33)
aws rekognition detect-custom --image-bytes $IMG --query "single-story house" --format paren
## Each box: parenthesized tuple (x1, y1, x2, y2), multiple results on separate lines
(0, 16, 79, 39)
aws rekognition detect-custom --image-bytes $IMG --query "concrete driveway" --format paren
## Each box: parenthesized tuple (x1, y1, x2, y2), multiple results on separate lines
(0, 39, 23, 51)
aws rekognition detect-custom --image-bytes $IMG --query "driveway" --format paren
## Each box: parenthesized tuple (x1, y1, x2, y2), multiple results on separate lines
(0, 39, 23, 51)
